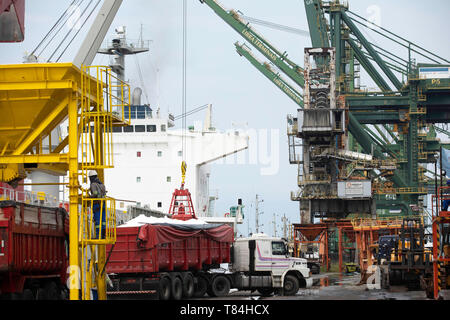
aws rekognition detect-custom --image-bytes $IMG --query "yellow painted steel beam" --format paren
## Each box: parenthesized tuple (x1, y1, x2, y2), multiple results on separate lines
(20, 183, 68, 186)
(33, 163, 69, 176)
(0, 80, 76, 91)
(12, 97, 69, 155)
(0, 127, 31, 131)
(68, 93, 80, 301)
(52, 136, 69, 154)
(0, 154, 68, 164)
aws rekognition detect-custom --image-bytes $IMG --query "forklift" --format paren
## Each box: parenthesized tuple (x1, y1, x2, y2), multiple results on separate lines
(376, 217, 433, 294)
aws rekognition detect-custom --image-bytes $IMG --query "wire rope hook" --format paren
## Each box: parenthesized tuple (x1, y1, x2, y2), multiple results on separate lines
(181, 160, 187, 189)
(181, 0, 188, 191)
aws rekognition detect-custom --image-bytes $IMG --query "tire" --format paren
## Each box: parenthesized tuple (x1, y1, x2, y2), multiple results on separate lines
(158, 277, 171, 301)
(283, 275, 299, 296)
(311, 264, 320, 275)
(256, 288, 274, 296)
(43, 282, 60, 300)
(22, 289, 35, 301)
(182, 273, 195, 299)
(210, 275, 230, 297)
(36, 288, 46, 300)
(194, 276, 208, 298)
(171, 277, 183, 301)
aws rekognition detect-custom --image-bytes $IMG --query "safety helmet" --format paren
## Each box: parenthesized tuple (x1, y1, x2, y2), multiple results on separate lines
(88, 170, 98, 178)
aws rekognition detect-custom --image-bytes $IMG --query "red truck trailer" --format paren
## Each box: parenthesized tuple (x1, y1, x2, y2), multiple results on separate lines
(106, 223, 234, 300)
(0, 201, 69, 300)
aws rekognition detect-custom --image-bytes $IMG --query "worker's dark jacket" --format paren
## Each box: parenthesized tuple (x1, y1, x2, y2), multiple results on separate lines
(89, 178, 107, 230)
(90, 179, 107, 200)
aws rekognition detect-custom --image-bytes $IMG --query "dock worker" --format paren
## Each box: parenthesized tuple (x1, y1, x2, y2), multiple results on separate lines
(88, 170, 107, 239)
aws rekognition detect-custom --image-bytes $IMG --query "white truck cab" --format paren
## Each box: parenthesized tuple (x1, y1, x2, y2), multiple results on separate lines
(230, 233, 312, 295)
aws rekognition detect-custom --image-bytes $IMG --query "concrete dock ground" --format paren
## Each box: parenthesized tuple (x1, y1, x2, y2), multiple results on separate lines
(198, 272, 430, 301)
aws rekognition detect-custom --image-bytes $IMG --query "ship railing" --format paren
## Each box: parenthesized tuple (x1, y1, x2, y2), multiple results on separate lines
(0, 186, 59, 207)
(80, 194, 116, 245)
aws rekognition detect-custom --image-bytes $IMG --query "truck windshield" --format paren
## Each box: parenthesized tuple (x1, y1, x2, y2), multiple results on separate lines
(272, 242, 287, 256)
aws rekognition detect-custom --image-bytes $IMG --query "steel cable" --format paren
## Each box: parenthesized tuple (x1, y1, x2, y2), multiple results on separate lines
(30, 0, 80, 56)
(55, 0, 101, 62)
(37, 0, 86, 59)
(48, 0, 94, 62)
(182, 0, 187, 163)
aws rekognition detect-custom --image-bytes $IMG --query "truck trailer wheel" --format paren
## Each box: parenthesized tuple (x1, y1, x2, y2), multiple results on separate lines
(36, 288, 46, 300)
(158, 277, 171, 301)
(22, 289, 35, 301)
(209, 275, 230, 297)
(194, 276, 208, 298)
(182, 273, 195, 299)
(43, 281, 60, 300)
(171, 277, 183, 300)
(256, 288, 274, 296)
(283, 275, 299, 296)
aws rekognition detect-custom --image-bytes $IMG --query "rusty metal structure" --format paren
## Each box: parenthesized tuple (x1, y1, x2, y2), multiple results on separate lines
(293, 222, 329, 272)
(432, 186, 450, 299)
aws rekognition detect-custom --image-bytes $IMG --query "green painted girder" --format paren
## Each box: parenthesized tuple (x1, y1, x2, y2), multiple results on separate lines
(423, 93, 450, 106)
(385, 144, 401, 153)
(423, 139, 443, 153)
(434, 126, 450, 138)
(202, 0, 411, 190)
(304, 0, 330, 48)
(352, 112, 404, 125)
(233, 39, 408, 180)
(347, 38, 392, 92)
(235, 42, 304, 107)
(341, 11, 403, 91)
(200, 0, 305, 87)
(346, 94, 409, 108)
(347, 113, 407, 187)
(374, 197, 411, 212)
(426, 112, 450, 123)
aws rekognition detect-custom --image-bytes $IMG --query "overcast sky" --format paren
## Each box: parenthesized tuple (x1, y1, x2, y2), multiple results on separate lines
(1, 0, 449, 236)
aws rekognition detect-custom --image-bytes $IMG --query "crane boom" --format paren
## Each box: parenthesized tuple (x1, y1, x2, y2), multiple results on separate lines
(235, 40, 406, 187)
(199, 0, 305, 87)
(73, 0, 123, 68)
(303, 0, 330, 48)
(235, 42, 304, 108)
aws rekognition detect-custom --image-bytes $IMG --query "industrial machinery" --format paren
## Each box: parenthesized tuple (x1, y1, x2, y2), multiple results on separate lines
(301, 244, 321, 274)
(198, 0, 449, 275)
(432, 186, 450, 299)
(376, 217, 433, 293)
(168, 162, 197, 221)
(198, 0, 449, 220)
(106, 222, 311, 300)
(293, 223, 328, 273)
(0, 0, 127, 300)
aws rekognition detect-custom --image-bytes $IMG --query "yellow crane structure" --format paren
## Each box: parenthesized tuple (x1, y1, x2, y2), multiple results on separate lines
(0, 0, 127, 301)
(0, 62, 129, 300)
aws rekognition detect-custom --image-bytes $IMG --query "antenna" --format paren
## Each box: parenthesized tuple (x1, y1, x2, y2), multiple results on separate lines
(255, 194, 264, 233)
(281, 214, 288, 239)
(272, 213, 277, 237)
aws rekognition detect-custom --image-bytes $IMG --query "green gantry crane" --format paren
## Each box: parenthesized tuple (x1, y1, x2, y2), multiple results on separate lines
(199, 0, 450, 216)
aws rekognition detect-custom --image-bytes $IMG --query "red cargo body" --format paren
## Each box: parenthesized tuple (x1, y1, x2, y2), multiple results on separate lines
(0, 201, 68, 294)
(0, 0, 25, 42)
(107, 224, 233, 274)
